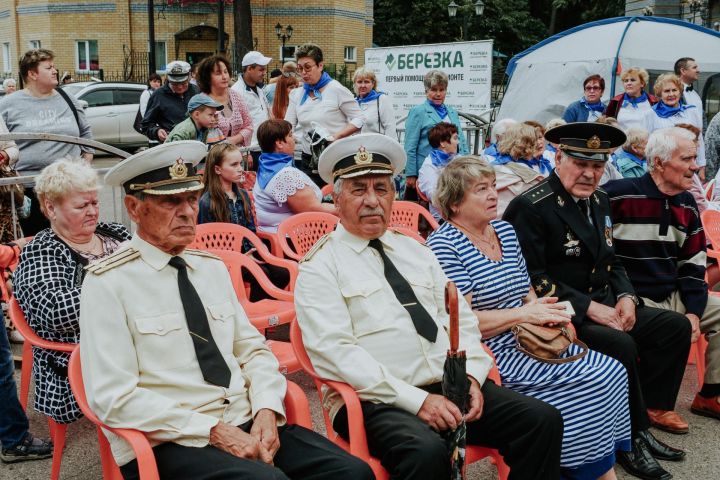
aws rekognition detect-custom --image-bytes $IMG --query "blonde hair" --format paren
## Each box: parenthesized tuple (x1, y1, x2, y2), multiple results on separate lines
(433, 155, 495, 220)
(621, 68, 649, 88)
(352, 66, 378, 91)
(497, 123, 536, 160)
(35, 159, 99, 216)
(623, 128, 649, 150)
(545, 118, 566, 131)
(653, 73, 682, 97)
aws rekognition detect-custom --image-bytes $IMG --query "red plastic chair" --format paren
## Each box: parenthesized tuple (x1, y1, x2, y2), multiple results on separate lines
(321, 184, 334, 197)
(68, 348, 312, 480)
(390, 201, 440, 236)
(705, 181, 715, 201)
(190, 223, 289, 283)
(209, 249, 300, 374)
(289, 320, 509, 480)
(9, 297, 77, 480)
(276, 212, 339, 261)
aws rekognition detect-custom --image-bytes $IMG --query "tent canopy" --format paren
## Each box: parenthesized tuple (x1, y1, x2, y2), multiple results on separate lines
(497, 16, 720, 124)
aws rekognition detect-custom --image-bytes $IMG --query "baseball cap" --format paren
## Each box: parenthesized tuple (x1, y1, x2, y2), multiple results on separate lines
(187, 93, 224, 114)
(242, 51, 272, 67)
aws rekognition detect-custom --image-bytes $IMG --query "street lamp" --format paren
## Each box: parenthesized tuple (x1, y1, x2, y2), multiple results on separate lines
(275, 23, 293, 63)
(447, 1, 484, 40)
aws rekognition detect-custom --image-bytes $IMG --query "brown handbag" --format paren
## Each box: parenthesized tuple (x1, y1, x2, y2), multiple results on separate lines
(511, 323, 588, 364)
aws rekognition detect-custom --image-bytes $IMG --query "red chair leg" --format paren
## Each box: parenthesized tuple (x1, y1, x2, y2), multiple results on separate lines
(48, 419, 68, 480)
(688, 342, 697, 365)
(19, 341, 32, 411)
(96, 426, 122, 480)
(696, 335, 708, 386)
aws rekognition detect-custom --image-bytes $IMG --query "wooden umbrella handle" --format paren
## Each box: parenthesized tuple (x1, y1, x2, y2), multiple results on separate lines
(445, 281, 459, 352)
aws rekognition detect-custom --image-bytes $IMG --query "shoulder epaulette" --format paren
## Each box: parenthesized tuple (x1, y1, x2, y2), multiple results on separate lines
(523, 181, 554, 204)
(185, 249, 222, 261)
(85, 247, 140, 275)
(595, 187, 607, 196)
(300, 233, 331, 263)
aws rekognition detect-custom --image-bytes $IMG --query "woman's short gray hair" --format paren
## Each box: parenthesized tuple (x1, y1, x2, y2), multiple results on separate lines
(2, 78, 16, 88)
(352, 66, 378, 90)
(645, 127, 696, 172)
(623, 128, 649, 150)
(424, 70, 449, 92)
(35, 159, 99, 215)
(434, 155, 495, 221)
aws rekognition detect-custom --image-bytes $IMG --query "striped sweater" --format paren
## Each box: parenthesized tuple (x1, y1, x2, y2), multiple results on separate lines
(605, 173, 707, 317)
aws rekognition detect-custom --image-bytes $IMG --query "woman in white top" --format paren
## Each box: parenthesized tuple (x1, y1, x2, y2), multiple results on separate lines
(285, 43, 364, 186)
(139, 73, 162, 117)
(418, 122, 458, 220)
(647, 73, 706, 179)
(253, 119, 336, 233)
(604, 68, 658, 131)
(353, 67, 397, 141)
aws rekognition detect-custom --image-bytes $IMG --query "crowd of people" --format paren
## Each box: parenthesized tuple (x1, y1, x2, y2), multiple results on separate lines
(0, 42, 718, 480)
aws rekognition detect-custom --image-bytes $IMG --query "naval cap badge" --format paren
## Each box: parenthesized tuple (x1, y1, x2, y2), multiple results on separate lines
(586, 135, 602, 149)
(354, 146, 373, 164)
(169, 157, 188, 179)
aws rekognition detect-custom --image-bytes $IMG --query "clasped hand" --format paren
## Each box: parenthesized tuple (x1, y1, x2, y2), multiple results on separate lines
(586, 298, 636, 331)
(209, 409, 280, 464)
(417, 377, 484, 431)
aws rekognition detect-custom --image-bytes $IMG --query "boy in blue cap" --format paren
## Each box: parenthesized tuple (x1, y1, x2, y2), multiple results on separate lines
(166, 93, 226, 146)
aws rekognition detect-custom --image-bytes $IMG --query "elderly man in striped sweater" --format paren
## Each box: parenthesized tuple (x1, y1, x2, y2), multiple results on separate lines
(606, 126, 720, 431)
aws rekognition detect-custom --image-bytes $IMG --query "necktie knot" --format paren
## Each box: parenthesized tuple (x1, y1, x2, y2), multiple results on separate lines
(168, 256, 187, 270)
(368, 238, 383, 252)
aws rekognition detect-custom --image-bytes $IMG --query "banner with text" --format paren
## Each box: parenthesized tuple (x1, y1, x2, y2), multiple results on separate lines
(364, 40, 493, 123)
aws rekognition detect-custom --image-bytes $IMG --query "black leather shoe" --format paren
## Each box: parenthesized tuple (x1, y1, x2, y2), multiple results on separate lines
(638, 430, 686, 461)
(617, 436, 672, 480)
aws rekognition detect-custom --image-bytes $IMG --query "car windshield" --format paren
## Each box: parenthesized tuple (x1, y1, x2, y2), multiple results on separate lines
(61, 84, 87, 98)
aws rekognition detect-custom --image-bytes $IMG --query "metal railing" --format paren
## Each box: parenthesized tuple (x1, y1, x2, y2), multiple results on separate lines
(394, 110, 493, 155)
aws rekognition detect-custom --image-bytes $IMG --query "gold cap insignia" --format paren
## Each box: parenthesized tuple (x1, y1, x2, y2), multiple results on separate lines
(354, 146, 373, 165)
(169, 158, 188, 179)
(586, 135, 602, 149)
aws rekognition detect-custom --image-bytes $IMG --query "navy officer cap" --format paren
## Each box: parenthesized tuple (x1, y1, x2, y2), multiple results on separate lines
(545, 122, 626, 162)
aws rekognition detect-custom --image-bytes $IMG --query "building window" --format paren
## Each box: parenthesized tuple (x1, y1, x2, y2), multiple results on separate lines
(29, 40, 41, 49)
(151, 41, 167, 72)
(76, 40, 99, 72)
(2, 43, 10, 73)
(344, 46, 357, 63)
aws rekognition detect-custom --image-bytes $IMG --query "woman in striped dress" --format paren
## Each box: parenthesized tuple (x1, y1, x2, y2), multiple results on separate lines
(427, 156, 631, 480)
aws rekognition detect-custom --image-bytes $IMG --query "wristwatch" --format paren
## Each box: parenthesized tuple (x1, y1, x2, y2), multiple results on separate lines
(617, 293, 639, 306)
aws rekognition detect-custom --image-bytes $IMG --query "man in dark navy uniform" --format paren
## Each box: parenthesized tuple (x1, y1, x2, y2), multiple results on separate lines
(504, 122, 691, 480)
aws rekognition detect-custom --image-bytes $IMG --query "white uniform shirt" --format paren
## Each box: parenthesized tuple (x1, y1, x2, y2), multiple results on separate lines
(358, 95, 398, 141)
(295, 225, 493, 420)
(285, 80, 364, 155)
(232, 78, 271, 151)
(79, 235, 286, 466)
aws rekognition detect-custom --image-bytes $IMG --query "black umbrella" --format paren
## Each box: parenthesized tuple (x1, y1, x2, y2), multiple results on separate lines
(443, 282, 470, 480)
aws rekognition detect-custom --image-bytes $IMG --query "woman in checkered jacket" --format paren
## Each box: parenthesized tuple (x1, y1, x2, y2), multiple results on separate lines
(13, 160, 131, 424)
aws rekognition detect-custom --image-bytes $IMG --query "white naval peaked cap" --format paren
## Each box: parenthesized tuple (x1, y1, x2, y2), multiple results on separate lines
(318, 133, 406, 184)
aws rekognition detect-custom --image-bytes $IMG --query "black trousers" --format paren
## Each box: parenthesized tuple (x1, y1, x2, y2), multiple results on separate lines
(333, 380, 563, 480)
(576, 305, 691, 433)
(19, 187, 49, 237)
(120, 424, 373, 480)
(299, 153, 325, 188)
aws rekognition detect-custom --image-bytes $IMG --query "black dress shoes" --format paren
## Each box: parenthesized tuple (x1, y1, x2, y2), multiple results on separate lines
(637, 430, 686, 461)
(617, 435, 672, 480)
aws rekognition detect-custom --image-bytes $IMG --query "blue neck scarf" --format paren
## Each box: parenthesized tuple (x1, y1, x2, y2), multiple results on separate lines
(621, 91, 648, 109)
(430, 149, 455, 167)
(300, 72, 332, 105)
(491, 152, 513, 166)
(484, 143, 499, 157)
(493, 153, 551, 175)
(257, 153, 294, 189)
(621, 149, 646, 168)
(653, 100, 694, 119)
(426, 99, 448, 119)
(580, 97, 605, 113)
(545, 143, 557, 154)
(357, 89, 385, 105)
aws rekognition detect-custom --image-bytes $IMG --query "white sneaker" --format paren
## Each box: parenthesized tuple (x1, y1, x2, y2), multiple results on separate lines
(9, 329, 24, 344)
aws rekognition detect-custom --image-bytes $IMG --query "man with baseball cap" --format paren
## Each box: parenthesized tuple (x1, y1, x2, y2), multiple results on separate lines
(232, 51, 273, 164)
(295, 133, 563, 480)
(504, 122, 691, 480)
(141, 60, 199, 143)
(79, 141, 373, 480)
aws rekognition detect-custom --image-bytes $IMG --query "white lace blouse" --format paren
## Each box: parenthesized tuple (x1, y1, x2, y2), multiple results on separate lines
(253, 166, 322, 233)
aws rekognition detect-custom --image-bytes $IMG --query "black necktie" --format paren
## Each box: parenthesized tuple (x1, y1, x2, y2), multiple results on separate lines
(368, 239, 438, 342)
(578, 199, 592, 225)
(168, 256, 231, 387)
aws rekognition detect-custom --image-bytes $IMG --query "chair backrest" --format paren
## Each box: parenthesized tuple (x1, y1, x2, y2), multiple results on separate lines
(706, 181, 715, 201)
(702, 209, 720, 248)
(208, 249, 293, 305)
(190, 223, 269, 254)
(321, 184, 334, 197)
(9, 297, 76, 353)
(277, 212, 340, 261)
(390, 201, 440, 233)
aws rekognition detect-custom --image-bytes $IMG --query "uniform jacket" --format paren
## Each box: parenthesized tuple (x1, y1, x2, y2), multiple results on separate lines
(403, 102, 468, 177)
(503, 173, 635, 325)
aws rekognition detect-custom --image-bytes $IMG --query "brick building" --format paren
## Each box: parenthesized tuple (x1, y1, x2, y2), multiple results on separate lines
(0, 0, 373, 82)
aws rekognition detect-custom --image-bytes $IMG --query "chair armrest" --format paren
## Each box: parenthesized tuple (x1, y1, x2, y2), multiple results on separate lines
(284, 381, 313, 429)
(707, 248, 720, 261)
(481, 343, 502, 385)
(254, 253, 299, 291)
(319, 379, 371, 460)
(257, 231, 283, 258)
(105, 427, 160, 480)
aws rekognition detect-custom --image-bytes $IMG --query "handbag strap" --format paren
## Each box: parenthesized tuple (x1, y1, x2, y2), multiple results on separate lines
(516, 337, 589, 364)
(55, 87, 80, 127)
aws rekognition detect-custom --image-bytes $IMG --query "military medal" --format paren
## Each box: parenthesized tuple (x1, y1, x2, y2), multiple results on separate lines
(604, 216, 613, 247)
(557, 196, 564, 207)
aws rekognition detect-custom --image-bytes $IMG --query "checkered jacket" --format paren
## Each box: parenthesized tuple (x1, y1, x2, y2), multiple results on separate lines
(14, 222, 131, 423)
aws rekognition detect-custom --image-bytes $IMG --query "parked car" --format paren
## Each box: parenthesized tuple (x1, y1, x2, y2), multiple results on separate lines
(62, 81, 148, 151)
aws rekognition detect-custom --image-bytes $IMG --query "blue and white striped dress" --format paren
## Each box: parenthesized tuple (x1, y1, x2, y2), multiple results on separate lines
(428, 220, 631, 478)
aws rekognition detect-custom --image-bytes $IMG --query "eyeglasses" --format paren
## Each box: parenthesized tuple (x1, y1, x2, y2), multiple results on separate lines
(296, 63, 317, 73)
(584, 86, 602, 91)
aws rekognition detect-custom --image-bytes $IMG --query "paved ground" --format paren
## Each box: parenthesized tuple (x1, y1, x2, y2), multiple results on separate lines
(2, 347, 717, 480)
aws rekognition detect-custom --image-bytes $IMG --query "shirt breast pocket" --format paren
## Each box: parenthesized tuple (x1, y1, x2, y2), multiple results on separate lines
(340, 280, 386, 336)
(207, 301, 236, 354)
(133, 313, 194, 371)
